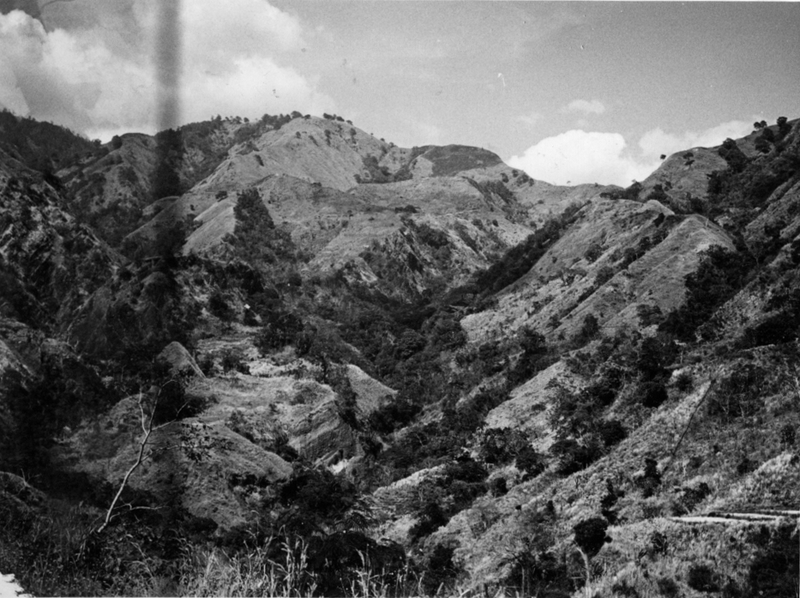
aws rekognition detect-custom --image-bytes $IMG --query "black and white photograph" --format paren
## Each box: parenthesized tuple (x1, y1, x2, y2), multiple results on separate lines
(0, 0, 799, 596)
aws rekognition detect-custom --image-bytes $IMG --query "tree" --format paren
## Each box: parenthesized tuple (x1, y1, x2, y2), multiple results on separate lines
(576, 313, 600, 343)
(96, 371, 190, 533)
(573, 517, 611, 559)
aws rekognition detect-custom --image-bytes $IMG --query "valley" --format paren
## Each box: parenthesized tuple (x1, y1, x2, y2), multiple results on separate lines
(1, 110, 799, 597)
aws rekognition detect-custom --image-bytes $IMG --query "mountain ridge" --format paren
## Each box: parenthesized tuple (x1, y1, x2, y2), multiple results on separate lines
(0, 110, 799, 597)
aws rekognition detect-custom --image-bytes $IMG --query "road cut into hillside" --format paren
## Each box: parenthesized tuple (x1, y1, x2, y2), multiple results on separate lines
(669, 510, 800, 525)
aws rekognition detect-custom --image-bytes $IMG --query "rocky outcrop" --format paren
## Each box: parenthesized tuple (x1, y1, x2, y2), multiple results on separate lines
(53, 394, 292, 530)
(157, 341, 205, 379)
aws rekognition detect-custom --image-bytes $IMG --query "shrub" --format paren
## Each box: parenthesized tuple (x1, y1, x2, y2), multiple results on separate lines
(738, 311, 799, 348)
(736, 454, 756, 476)
(516, 446, 546, 479)
(600, 479, 624, 524)
(254, 307, 304, 354)
(409, 500, 448, 542)
(638, 457, 661, 497)
(745, 522, 799, 597)
(573, 517, 610, 559)
(674, 371, 693, 392)
(648, 531, 669, 556)
(779, 423, 795, 448)
(220, 350, 248, 374)
(707, 365, 765, 421)
(671, 482, 711, 515)
(367, 395, 421, 435)
(490, 477, 508, 496)
(507, 327, 551, 386)
(636, 336, 677, 380)
(687, 564, 720, 593)
(597, 419, 627, 447)
(208, 290, 234, 321)
(420, 544, 460, 595)
(641, 380, 668, 408)
(479, 428, 527, 465)
(656, 577, 680, 597)
(551, 438, 599, 475)
(594, 265, 615, 286)
(718, 138, 747, 172)
(584, 243, 603, 263)
(575, 313, 600, 344)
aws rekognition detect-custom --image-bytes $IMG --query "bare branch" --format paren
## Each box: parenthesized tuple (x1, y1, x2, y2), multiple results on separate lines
(97, 391, 155, 534)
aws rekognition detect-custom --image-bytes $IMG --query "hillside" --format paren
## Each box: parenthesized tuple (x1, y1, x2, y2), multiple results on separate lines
(0, 112, 799, 597)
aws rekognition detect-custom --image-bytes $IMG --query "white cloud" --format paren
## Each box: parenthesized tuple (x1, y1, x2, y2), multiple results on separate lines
(508, 119, 760, 187)
(0, 1, 334, 140)
(517, 111, 543, 129)
(638, 120, 753, 159)
(561, 99, 606, 115)
(508, 130, 656, 186)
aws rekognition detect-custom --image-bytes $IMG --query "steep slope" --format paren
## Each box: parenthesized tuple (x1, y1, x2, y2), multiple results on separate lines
(368, 117, 800, 597)
(2, 111, 799, 598)
(463, 199, 733, 345)
(55, 116, 288, 246)
(0, 148, 118, 329)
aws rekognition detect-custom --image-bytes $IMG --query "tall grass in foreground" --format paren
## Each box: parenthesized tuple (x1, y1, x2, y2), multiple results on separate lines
(175, 538, 469, 598)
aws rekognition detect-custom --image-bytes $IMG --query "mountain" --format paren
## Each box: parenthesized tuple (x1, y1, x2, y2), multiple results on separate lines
(0, 110, 799, 597)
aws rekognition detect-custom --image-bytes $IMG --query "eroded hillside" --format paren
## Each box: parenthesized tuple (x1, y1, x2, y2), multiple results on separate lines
(1, 112, 799, 597)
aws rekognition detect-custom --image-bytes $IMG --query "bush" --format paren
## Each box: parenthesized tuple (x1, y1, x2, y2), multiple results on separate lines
(656, 577, 680, 597)
(208, 290, 234, 321)
(687, 564, 720, 592)
(641, 380, 668, 408)
(516, 445, 546, 479)
(220, 350, 248, 374)
(367, 395, 421, 435)
(671, 482, 711, 515)
(551, 438, 599, 475)
(573, 517, 610, 559)
(597, 419, 627, 447)
(420, 544, 460, 595)
(254, 307, 304, 354)
(707, 365, 765, 421)
(779, 423, 795, 448)
(594, 265, 615, 286)
(575, 313, 600, 344)
(674, 371, 693, 392)
(638, 457, 661, 497)
(745, 523, 799, 597)
(479, 428, 527, 465)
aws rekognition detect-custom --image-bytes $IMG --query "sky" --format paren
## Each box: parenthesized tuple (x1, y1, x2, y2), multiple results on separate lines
(0, 0, 798, 186)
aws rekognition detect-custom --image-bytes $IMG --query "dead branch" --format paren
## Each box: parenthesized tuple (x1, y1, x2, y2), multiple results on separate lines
(96, 391, 154, 533)
(96, 377, 178, 534)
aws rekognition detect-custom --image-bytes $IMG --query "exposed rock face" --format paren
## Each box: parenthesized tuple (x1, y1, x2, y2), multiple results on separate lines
(188, 353, 393, 463)
(157, 341, 205, 379)
(54, 394, 292, 530)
